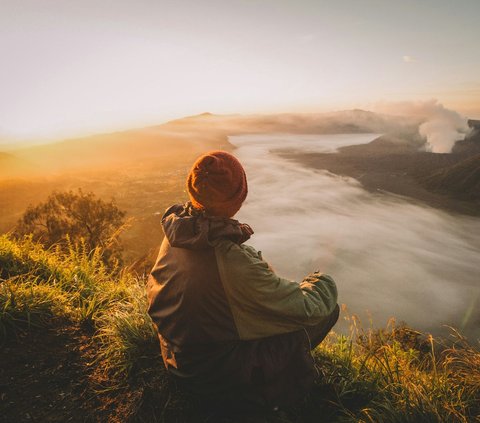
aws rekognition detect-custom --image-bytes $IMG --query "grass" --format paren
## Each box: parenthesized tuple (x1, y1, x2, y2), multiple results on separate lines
(0, 234, 479, 422)
(0, 277, 71, 335)
(312, 320, 480, 422)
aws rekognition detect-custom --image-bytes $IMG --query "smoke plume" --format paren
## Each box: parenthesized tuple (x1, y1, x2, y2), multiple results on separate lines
(373, 99, 470, 153)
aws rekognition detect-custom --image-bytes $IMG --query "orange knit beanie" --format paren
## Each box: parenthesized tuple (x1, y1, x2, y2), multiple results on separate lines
(187, 151, 248, 218)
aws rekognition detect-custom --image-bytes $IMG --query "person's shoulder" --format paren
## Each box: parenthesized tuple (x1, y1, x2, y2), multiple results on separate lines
(214, 239, 261, 261)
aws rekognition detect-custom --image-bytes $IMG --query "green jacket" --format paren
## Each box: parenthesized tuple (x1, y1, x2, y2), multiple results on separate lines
(214, 239, 338, 339)
(147, 203, 338, 408)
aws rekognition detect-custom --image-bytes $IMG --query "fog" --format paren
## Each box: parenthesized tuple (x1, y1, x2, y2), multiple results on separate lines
(231, 133, 480, 337)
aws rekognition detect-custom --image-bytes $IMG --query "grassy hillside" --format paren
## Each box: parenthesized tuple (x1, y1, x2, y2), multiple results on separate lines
(1, 235, 479, 422)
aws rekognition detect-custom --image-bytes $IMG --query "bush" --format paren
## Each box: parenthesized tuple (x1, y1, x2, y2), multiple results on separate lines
(14, 189, 127, 267)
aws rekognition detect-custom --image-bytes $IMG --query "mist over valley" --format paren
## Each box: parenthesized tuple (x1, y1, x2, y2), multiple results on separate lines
(232, 133, 480, 338)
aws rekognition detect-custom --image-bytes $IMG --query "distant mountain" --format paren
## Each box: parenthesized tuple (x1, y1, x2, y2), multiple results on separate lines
(451, 127, 480, 155)
(7, 122, 231, 176)
(2, 110, 419, 178)
(277, 129, 480, 215)
(163, 109, 420, 138)
(0, 152, 33, 177)
(422, 154, 480, 199)
(0, 152, 14, 160)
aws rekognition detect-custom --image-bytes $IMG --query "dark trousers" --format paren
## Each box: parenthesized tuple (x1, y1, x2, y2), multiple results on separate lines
(164, 304, 341, 410)
(305, 303, 340, 349)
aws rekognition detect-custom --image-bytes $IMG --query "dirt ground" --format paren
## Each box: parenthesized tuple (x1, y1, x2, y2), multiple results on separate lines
(0, 319, 210, 423)
(1, 322, 98, 422)
(0, 322, 134, 423)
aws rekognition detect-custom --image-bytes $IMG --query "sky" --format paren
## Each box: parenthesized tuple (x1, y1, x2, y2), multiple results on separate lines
(1, 0, 479, 141)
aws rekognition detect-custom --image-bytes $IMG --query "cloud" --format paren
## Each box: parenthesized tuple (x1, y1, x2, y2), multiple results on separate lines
(403, 55, 416, 63)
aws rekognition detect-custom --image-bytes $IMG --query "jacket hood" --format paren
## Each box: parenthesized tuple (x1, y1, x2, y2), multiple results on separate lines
(161, 202, 253, 250)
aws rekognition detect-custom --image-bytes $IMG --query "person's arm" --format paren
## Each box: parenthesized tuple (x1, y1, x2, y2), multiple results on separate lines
(215, 240, 338, 338)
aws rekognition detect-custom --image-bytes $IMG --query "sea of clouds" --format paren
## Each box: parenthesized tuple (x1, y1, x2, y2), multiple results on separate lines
(232, 133, 480, 337)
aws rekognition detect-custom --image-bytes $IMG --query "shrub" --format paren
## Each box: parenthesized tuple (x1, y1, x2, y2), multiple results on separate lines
(14, 189, 128, 267)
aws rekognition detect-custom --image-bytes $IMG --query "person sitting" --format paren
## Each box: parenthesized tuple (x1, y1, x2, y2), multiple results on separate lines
(147, 150, 339, 411)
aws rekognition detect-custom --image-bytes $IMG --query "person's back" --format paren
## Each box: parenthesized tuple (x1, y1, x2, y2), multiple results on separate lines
(147, 151, 339, 410)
